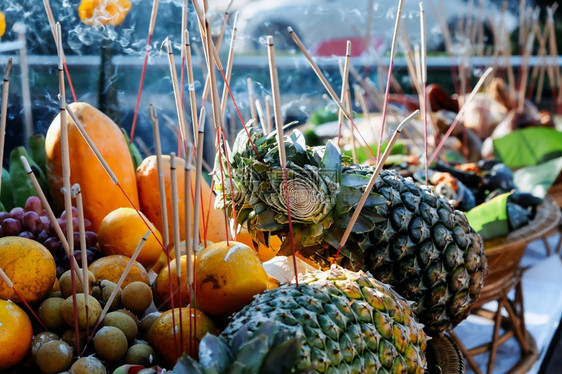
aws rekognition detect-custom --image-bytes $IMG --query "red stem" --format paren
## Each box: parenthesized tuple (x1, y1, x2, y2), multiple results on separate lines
(130, 33, 154, 143)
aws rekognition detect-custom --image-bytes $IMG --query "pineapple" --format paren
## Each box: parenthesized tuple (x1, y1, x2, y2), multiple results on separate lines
(214, 128, 487, 334)
(173, 266, 427, 373)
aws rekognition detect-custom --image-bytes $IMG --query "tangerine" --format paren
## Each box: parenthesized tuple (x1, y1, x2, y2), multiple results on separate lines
(98, 207, 163, 269)
(195, 241, 268, 318)
(89, 255, 149, 288)
(147, 307, 218, 368)
(0, 299, 33, 371)
(153, 255, 193, 310)
(0, 236, 56, 304)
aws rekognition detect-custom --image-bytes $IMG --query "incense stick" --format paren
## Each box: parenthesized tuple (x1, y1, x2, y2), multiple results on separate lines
(71, 183, 90, 341)
(184, 143, 194, 286)
(337, 41, 352, 147)
(220, 12, 239, 122)
(13, 24, 33, 143)
(247, 78, 258, 127)
(184, 30, 199, 143)
(192, 109, 206, 260)
(267, 35, 298, 285)
(332, 110, 418, 262)
(419, 2, 429, 185)
(19, 156, 85, 286)
(265, 95, 273, 135)
(166, 38, 191, 152)
(129, 0, 160, 142)
(0, 59, 12, 199)
(518, 31, 535, 112)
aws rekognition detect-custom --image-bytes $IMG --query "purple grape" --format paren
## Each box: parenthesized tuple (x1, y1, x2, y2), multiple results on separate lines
(85, 231, 98, 247)
(88, 246, 102, 259)
(44, 237, 65, 257)
(18, 231, 34, 240)
(56, 265, 65, 278)
(22, 211, 41, 234)
(72, 231, 81, 248)
(60, 207, 78, 219)
(49, 218, 66, 236)
(83, 219, 93, 231)
(85, 249, 97, 264)
(24, 196, 43, 215)
(9, 207, 25, 221)
(0, 212, 10, 225)
(36, 230, 49, 244)
(0, 218, 23, 236)
(39, 215, 50, 228)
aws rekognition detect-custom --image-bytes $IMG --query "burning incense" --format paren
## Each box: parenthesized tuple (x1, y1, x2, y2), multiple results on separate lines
(255, 99, 268, 134)
(247, 78, 258, 127)
(184, 30, 199, 143)
(149, 105, 170, 248)
(265, 96, 273, 135)
(337, 41, 352, 147)
(13, 24, 33, 142)
(184, 143, 194, 286)
(130, 0, 160, 142)
(19, 156, 84, 285)
(0, 58, 12, 198)
(220, 13, 239, 122)
(166, 38, 191, 152)
(267, 35, 298, 285)
(333, 110, 418, 262)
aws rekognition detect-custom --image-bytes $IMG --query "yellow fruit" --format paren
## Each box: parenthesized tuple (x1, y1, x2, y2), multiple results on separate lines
(89, 255, 149, 288)
(78, 0, 132, 26)
(45, 102, 139, 231)
(0, 11, 5, 38)
(0, 236, 56, 304)
(136, 155, 228, 248)
(195, 241, 268, 318)
(236, 227, 282, 262)
(0, 299, 33, 371)
(98, 208, 163, 269)
(153, 255, 193, 310)
(148, 307, 219, 368)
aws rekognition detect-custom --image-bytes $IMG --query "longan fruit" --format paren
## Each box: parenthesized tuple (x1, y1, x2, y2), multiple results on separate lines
(59, 270, 95, 298)
(100, 280, 122, 311)
(140, 311, 161, 339)
(61, 294, 102, 329)
(69, 355, 107, 374)
(93, 326, 128, 362)
(38, 297, 65, 330)
(121, 281, 153, 314)
(36, 340, 73, 374)
(102, 311, 138, 343)
(30, 332, 59, 362)
(123, 343, 156, 366)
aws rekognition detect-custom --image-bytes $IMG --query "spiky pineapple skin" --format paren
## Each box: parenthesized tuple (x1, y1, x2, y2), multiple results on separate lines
(221, 266, 427, 374)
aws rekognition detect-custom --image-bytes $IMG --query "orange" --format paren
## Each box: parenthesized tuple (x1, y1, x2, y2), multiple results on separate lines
(0, 11, 5, 38)
(195, 241, 268, 318)
(0, 237, 56, 304)
(79, 0, 132, 26)
(153, 255, 193, 310)
(98, 207, 163, 269)
(89, 255, 149, 288)
(0, 299, 33, 370)
(235, 226, 281, 262)
(136, 155, 228, 249)
(148, 307, 219, 368)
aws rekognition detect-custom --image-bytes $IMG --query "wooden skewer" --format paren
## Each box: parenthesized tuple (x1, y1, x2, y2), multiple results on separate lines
(149, 105, 170, 248)
(192, 110, 206, 264)
(220, 12, 239, 122)
(333, 110, 418, 261)
(518, 31, 535, 112)
(255, 99, 268, 134)
(0, 58, 13, 199)
(19, 156, 84, 285)
(184, 30, 199, 143)
(247, 78, 258, 128)
(166, 38, 191, 151)
(71, 183, 90, 341)
(337, 41, 352, 146)
(184, 143, 194, 286)
(345, 88, 358, 164)
(203, 20, 224, 131)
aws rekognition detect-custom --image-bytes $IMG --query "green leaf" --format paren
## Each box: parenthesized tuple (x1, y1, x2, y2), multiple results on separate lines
(493, 127, 562, 168)
(321, 140, 342, 171)
(232, 335, 270, 374)
(259, 337, 301, 374)
(171, 355, 205, 374)
(1, 168, 13, 211)
(465, 192, 511, 241)
(513, 156, 562, 198)
(198, 334, 232, 373)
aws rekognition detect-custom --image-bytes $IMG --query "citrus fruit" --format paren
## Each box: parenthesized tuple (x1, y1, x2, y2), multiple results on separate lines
(78, 0, 132, 26)
(0, 236, 56, 304)
(236, 227, 282, 262)
(148, 307, 218, 367)
(98, 207, 163, 269)
(195, 241, 269, 317)
(89, 255, 149, 288)
(0, 299, 33, 371)
(153, 255, 192, 310)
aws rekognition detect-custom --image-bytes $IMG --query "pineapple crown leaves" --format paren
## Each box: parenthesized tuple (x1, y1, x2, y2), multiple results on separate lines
(213, 128, 388, 254)
(172, 321, 301, 374)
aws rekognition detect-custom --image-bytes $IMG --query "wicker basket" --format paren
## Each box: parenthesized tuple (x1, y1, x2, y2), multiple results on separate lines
(481, 195, 560, 287)
(426, 334, 465, 374)
(547, 174, 562, 207)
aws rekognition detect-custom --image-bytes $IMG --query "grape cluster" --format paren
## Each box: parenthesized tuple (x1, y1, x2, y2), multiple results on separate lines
(0, 196, 102, 277)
